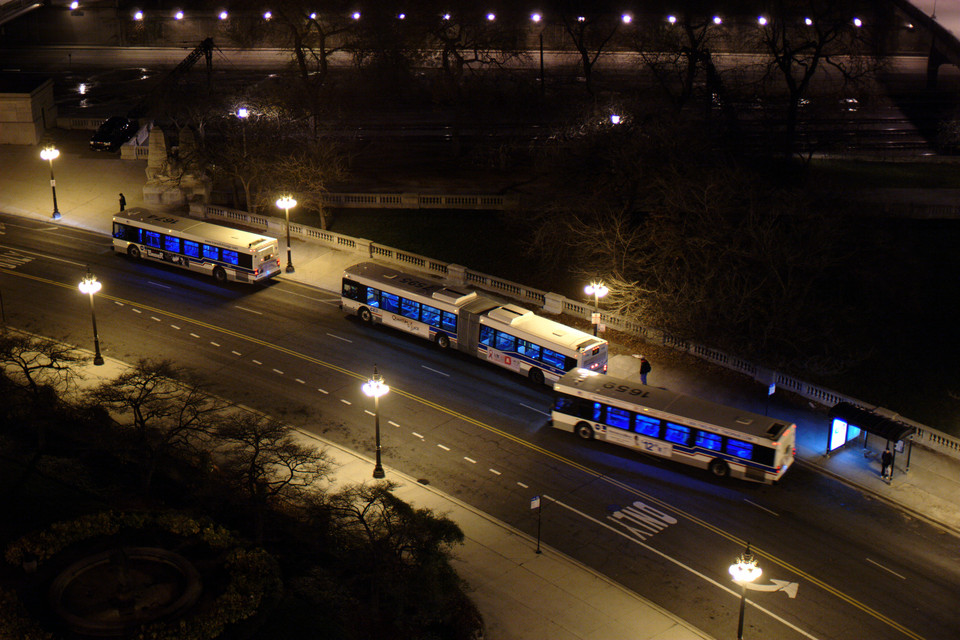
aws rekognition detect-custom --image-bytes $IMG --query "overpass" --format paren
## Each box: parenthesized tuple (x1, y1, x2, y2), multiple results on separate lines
(0, 0, 41, 28)
(894, 0, 960, 86)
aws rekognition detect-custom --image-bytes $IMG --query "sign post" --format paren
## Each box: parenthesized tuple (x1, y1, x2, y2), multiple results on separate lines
(765, 382, 776, 416)
(531, 495, 542, 554)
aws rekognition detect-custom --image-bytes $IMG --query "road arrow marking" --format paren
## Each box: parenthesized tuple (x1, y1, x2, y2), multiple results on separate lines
(740, 578, 799, 598)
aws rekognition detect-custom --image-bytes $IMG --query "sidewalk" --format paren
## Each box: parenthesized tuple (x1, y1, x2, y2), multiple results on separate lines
(4, 129, 960, 638)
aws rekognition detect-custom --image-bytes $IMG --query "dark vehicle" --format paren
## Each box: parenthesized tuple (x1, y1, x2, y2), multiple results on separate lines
(89, 117, 137, 152)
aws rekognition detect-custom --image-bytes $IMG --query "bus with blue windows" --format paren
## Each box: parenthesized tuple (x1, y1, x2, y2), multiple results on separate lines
(552, 369, 796, 483)
(112, 211, 281, 284)
(340, 262, 608, 385)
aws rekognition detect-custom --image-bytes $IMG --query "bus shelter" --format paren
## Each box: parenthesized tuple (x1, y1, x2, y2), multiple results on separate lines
(828, 402, 916, 477)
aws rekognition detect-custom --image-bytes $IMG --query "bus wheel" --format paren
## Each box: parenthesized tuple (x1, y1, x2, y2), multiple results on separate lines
(528, 368, 545, 385)
(575, 422, 594, 440)
(127, 245, 140, 259)
(213, 266, 227, 283)
(359, 307, 372, 323)
(709, 459, 729, 479)
(436, 334, 450, 349)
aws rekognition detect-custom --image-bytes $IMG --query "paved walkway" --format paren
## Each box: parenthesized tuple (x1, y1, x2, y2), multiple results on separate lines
(3, 129, 960, 639)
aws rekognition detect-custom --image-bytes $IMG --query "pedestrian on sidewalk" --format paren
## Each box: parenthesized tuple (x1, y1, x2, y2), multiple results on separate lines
(881, 446, 893, 480)
(118, 193, 126, 211)
(639, 355, 652, 385)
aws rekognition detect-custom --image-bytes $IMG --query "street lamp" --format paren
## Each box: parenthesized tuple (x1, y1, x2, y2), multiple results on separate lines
(78, 268, 104, 366)
(584, 281, 608, 337)
(729, 544, 762, 640)
(531, 12, 544, 95)
(275, 196, 297, 273)
(40, 146, 61, 220)
(362, 365, 389, 479)
(236, 107, 248, 157)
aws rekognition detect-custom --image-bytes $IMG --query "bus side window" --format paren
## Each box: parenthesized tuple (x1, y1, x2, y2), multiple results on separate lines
(554, 396, 575, 413)
(541, 348, 565, 370)
(664, 422, 691, 446)
(518, 339, 541, 360)
(366, 287, 381, 308)
(563, 355, 578, 371)
(421, 304, 441, 327)
(441, 311, 456, 332)
(590, 402, 603, 422)
(495, 331, 516, 352)
(113, 222, 130, 240)
(203, 245, 219, 261)
(164, 236, 181, 253)
(634, 415, 661, 438)
(400, 297, 420, 320)
(725, 439, 753, 460)
(183, 240, 200, 258)
(145, 231, 162, 249)
(607, 406, 630, 430)
(222, 249, 239, 265)
(479, 326, 495, 346)
(695, 431, 723, 451)
(381, 292, 399, 313)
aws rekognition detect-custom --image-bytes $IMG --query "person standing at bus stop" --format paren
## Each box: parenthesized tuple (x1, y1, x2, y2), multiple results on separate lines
(881, 446, 893, 480)
(639, 356, 652, 385)
(118, 193, 126, 211)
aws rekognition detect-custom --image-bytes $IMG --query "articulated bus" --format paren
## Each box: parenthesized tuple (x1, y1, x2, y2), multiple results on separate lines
(552, 369, 796, 483)
(341, 262, 608, 384)
(112, 211, 281, 284)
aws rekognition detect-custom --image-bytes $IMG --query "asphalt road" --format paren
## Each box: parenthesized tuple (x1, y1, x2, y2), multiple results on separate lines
(2, 214, 958, 640)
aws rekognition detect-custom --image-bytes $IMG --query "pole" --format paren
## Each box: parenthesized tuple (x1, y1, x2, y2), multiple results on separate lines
(593, 293, 599, 337)
(536, 501, 542, 554)
(539, 32, 544, 96)
(373, 393, 385, 478)
(48, 158, 60, 220)
(737, 582, 747, 639)
(284, 207, 295, 272)
(87, 291, 104, 365)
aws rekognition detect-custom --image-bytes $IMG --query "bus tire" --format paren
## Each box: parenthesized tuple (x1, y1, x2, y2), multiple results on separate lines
(575, 422, 594, 440)
(213, 266, 227, 283)
(709, 458, 730, 479)
(436, 334, 450, 349)
(359, 307, 372, 323)
(127, 245, 140, 259)
(528, 367, 545, 386)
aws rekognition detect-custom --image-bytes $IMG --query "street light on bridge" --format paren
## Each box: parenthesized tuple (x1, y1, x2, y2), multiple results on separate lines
(362, 365, 389, 479)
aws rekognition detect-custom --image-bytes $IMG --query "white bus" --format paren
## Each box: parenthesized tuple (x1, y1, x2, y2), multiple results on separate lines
(552, 369, 796, 483)
(112, 211, 281, 284)
(341, 262, 608, 384)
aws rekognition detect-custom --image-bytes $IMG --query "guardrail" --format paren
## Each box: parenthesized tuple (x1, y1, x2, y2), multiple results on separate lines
(197, 203, 960, 461)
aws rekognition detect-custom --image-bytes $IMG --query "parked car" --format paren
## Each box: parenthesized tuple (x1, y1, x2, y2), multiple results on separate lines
(89, 116, 137, 152)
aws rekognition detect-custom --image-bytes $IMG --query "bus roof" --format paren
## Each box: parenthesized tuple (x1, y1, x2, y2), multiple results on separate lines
(344, 262, 478, 305)
(486, 306, 605, 352)
(113, 211, 277, 252)
(556, 370, 792, 442)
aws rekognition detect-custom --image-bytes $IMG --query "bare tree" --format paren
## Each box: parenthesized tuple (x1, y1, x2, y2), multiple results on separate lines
(88, 359, 225, 492)
(0, 332, 81, 401)
(266, 1, 358, 138)
(755, 0, 883, 157)
(214, 412, 331, 543)
(325, 482, 467, 637)
(556, 1, 627, 95)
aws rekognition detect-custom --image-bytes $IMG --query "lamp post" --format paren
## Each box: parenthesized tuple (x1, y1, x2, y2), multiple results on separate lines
(729, 543, 762, 640)
(362, 365, 389, 479)
(78, 268, 104, 365)
(275, 196, 297, 273)
(584, 281, 608, 337)
(40, 146, 61, 220)
(531, 13, 544, 95)
(236, 107, 248, 157)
